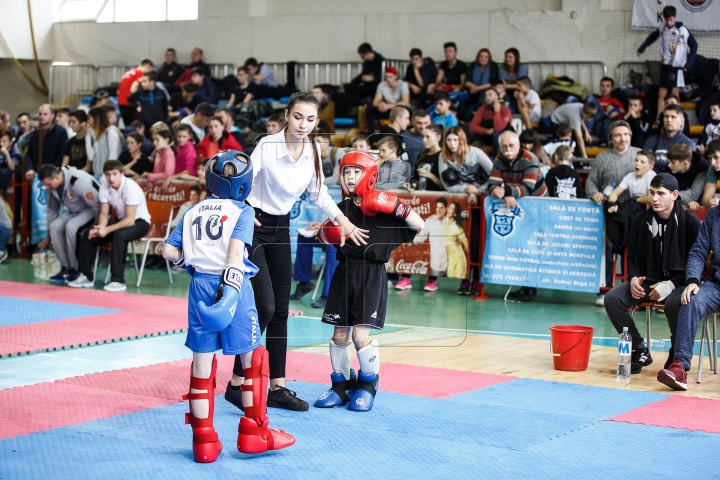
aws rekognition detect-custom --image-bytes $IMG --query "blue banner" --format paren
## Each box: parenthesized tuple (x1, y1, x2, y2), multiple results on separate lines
(31, 176, 48, 245)
(289, 186, 343, 264)
(481, 196, 605, 293)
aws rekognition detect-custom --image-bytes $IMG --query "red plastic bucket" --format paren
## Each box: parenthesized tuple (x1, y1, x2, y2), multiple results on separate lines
(549, 325, 596, 372)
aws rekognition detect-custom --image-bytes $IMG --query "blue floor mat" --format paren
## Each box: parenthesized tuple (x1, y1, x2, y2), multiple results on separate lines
(0, 298, 121, 327)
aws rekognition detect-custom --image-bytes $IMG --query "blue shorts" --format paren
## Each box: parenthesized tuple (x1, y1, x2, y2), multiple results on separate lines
(186, 272, 261, 355)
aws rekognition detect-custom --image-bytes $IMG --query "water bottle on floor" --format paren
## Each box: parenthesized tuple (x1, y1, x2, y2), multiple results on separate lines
(617, 327, 631, 380)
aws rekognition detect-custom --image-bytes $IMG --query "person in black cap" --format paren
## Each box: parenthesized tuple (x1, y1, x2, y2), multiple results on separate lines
(603, 173, 701, 375)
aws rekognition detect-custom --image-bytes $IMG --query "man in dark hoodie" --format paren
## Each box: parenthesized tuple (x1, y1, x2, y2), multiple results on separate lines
(604, 173, 701, 375)
(644, 104, 697, 172)
(127, 71, 169, 136)
(666, 143, 709, 211)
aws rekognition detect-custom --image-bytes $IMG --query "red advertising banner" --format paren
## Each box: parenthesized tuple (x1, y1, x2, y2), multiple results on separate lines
(388, 191, 470, 279)
(135, 179, 196, 206)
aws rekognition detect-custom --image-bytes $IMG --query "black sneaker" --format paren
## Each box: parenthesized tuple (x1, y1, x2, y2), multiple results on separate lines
(66, 269, 82, 282)
(457, 280, 470, 295)
(50, 268, 71, 283)
(508, 287, 527, 298)
(631, 348, 653, 374)
(289, 282, 314, 300)
(224, 381, 244, 412)
(267, 386, 309, 411)
(311, 296, 327, 308)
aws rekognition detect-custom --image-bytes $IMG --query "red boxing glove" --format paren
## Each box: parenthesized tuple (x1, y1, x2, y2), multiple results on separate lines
(360, 190, 411, 219)
(318, 219, 347, 245)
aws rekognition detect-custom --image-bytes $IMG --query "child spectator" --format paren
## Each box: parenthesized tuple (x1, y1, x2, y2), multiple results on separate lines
(312, 85, 336, 133)
(519, 129, 550, 167)
(103, 104, 119, 127)
(0, 130, 20, 192)
(61, 110, 94, 172)
(430, 42, 466, 94)
(318, 134, 343, 186)
(701, 140, 720, 207)
(56, 107, 74, 139)
(637, 5, 698, 120)
(498, 48, 528, 92)
(145, 129, 175, 183)
(160, 124, 201, 188)
(468, 86, 513, 154)
(597, 77, 625, 120)
(408, 124, 444, 192)
(375, 136, 410, 191)
(119, 132, 153, 179)
(514, 76, 541, 129)
(190, 67, 218, 104)
(666, 143, 709, 210)
(543, 122, 577, 158)
(265, 113, 282, 135)
(198, 116, 242, 160)
(365, 67, 410, 133)
(127, 71, 169, 135)
(228, 66, 260, 107)
(431, 91, 459, 129)
(169, 83, 200, 121)
(405, 48, 437, 107)
(376, 106, 410, 164)
(546, 145, 581, 198)
(117, 59, 155, 126)
(698, 103, 720, 156)
(465, 48, 499, 109)
(128, 121, 156, 155)
(549, 102, 597, 158)
(624, 96, 652, 149)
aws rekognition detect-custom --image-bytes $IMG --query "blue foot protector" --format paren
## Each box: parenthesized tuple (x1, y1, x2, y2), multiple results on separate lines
(314, 369, 356, 408)
(348, 371, 379, 412)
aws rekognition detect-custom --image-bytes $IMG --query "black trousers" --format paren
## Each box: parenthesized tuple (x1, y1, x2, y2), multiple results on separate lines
(77, 219, 149, 283)
(233, 209, 291, 380)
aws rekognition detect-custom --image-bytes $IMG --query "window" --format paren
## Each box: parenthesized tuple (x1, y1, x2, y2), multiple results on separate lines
(53, 0, 197, 23)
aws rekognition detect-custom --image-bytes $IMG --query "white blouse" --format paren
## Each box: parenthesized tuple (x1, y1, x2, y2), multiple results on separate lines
(247, 130, 342, 220)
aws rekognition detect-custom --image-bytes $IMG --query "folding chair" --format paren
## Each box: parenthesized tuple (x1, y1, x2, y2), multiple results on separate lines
(630, 300, 665, 352)
(135, 201, 176, 288)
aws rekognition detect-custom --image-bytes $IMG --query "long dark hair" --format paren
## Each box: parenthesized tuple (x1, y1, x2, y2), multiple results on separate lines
(449, 201, 463, 226)
(504, 48, 520, 75)
(88, 106, 110, 139)
(281, 92, 322, 188)
(416, 124, 444, 165)
(208, 116, 228, 145)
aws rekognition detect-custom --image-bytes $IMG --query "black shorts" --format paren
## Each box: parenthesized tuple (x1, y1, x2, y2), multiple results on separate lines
(660, 65, 684, 88)
(321, 260, 388, 330)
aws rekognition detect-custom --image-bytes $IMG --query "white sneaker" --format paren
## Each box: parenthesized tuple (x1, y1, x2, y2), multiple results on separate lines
(103, 282, 127, 292)
(68, 274, 95, 288)
(0, 249, 7, 264)
(595, 294, 605, 306)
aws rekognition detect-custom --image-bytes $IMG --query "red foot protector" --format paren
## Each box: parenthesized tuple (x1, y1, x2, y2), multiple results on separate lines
(237, 346, 295, 454)
(183, 356, 223, 463)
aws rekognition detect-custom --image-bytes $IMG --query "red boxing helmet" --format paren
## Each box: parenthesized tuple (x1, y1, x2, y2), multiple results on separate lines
(339, 151, 378, 197)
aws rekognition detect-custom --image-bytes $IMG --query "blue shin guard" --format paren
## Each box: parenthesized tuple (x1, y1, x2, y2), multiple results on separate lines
(314, 369, 357, 408)
(348, 371, 379, 412)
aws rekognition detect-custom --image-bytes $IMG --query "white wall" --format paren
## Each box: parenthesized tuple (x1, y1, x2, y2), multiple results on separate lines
(0, 0, 54, 60)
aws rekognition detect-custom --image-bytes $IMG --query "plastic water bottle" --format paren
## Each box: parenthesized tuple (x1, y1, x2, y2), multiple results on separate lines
(417, 163, 431, 191)
(603, 182, 616, 197)
(617, 327, 631, 380)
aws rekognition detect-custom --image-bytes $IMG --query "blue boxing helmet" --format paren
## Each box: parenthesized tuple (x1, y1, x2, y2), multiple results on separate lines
(205, 150, 253, 201)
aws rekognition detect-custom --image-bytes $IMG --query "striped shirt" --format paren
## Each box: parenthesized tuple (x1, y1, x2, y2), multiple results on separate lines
(487, 148, 547, 197)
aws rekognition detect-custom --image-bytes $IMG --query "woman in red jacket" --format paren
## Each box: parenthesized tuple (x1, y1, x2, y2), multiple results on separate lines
(197, 116, 243, 159)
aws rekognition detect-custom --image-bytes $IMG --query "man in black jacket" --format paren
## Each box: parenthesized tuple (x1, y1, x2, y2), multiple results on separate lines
(127, 71, 169, 135)
(344, 43, 384, 101)
(604, 173, 701, 374)
(157, 48, 183, 85)
(666, 143, 710, 211)
(25, 104, 68, 181)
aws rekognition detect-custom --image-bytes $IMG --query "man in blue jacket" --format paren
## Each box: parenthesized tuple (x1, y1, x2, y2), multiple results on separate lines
(24, 104, 68, 181)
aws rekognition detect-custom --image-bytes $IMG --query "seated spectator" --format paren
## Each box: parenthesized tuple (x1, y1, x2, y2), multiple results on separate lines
(180, 102, 213, 142)
(87, 106, 123, 178)
(644, 104, 697, 172)
(150, 121, 170, 136)
(145, 130, 176, 183)
(90, 89, 111, 108)
(289, 220, 339, 309)
(0, 195, 11, 263)
(171, 185, 200, 228)
(465, 48, 499, 109)
(543, 122, 577, 159)
(228, 66, 260, 107)
(405, 48, 437, 107)
(429, 42, 466, 94)
(174, 47, 211, 85)
(61, 110, 94, 173)
(606, 173, 700, 377)
(244, 57, 279, 89)
(365, 67, 410, 133)
(498, 48, 528, 92)
(375, 136, 410, 191)
(103, 104, 120, 127)
(659, 94, 691, 137)
(70, 160, 151, 292)
(191, 67, 218, 104)
(312, 85, 335, 133)
(492, 80, 513, 107)
(196, 158, 208, 198)
(37, 164, 99, 284)
(215, 108, 248, 151)
(377, 104, 410, 149)
(698, 102, 720, 156)
(197, 116, 242, 160)
(25, 104, 68, 181)
(546, 145, 581, 198)
(549, 101, 597, 158)
(401, 108, 431, 167)
(344, 43, 384, 100)
(592, 77, 625, 141)
(160, 124, 198, 188)
(624, 96, 652, 148)
(0, 130, 20, 192)
(318, 134, 343, 186)
(169, 83, 200, 121)
(605, 150, 656, 252)
(56, 107, 74, 139)
(127, 71, 169, 135)
(519, 129, 550, 166)
(126, 121, 155, 155)
(408, 124, 444, 192)
(666, 143, 709, 211)
(119, 132, 153, 179)
(117, 59, 155, 126)
(431, 91, 459, 130)
(514, 76, 541, 129)
(265, 113, 282, 135)
(468, 87, 512, 154)
(701, 140, 720, 207)
(157, 48, 183, 87)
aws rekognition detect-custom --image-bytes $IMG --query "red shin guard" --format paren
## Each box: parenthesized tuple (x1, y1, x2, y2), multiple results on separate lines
(183, 356, 223, 463)
(237, 346, 295, 454)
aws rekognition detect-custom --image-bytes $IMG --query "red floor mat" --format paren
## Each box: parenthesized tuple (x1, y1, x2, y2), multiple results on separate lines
(609, 395, 720, 434)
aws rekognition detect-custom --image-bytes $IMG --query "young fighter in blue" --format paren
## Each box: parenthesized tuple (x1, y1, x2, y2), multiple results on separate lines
(314, 151, 425, 412)
(163, 150, 294, 463)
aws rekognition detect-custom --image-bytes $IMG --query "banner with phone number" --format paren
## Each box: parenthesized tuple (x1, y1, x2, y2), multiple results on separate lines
(481, 196, 605, 293)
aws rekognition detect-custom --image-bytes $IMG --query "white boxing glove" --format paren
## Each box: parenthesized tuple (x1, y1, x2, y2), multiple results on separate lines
(653, 280, 675, 302)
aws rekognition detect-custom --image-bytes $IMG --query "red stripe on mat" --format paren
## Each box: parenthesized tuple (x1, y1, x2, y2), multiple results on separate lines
(608, 395, 720, 434)
(0, 352, 514, 439)
(0, 281, 188, 357)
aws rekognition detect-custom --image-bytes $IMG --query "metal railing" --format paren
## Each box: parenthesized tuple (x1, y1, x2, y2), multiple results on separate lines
(48, 62, 96, 106)
(266, 62, 366, 92)
(524, 61, 607, 90)
(207, 63, 236, 79)
(95, 63, 136, 87)
(615, 61, 649, 85)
